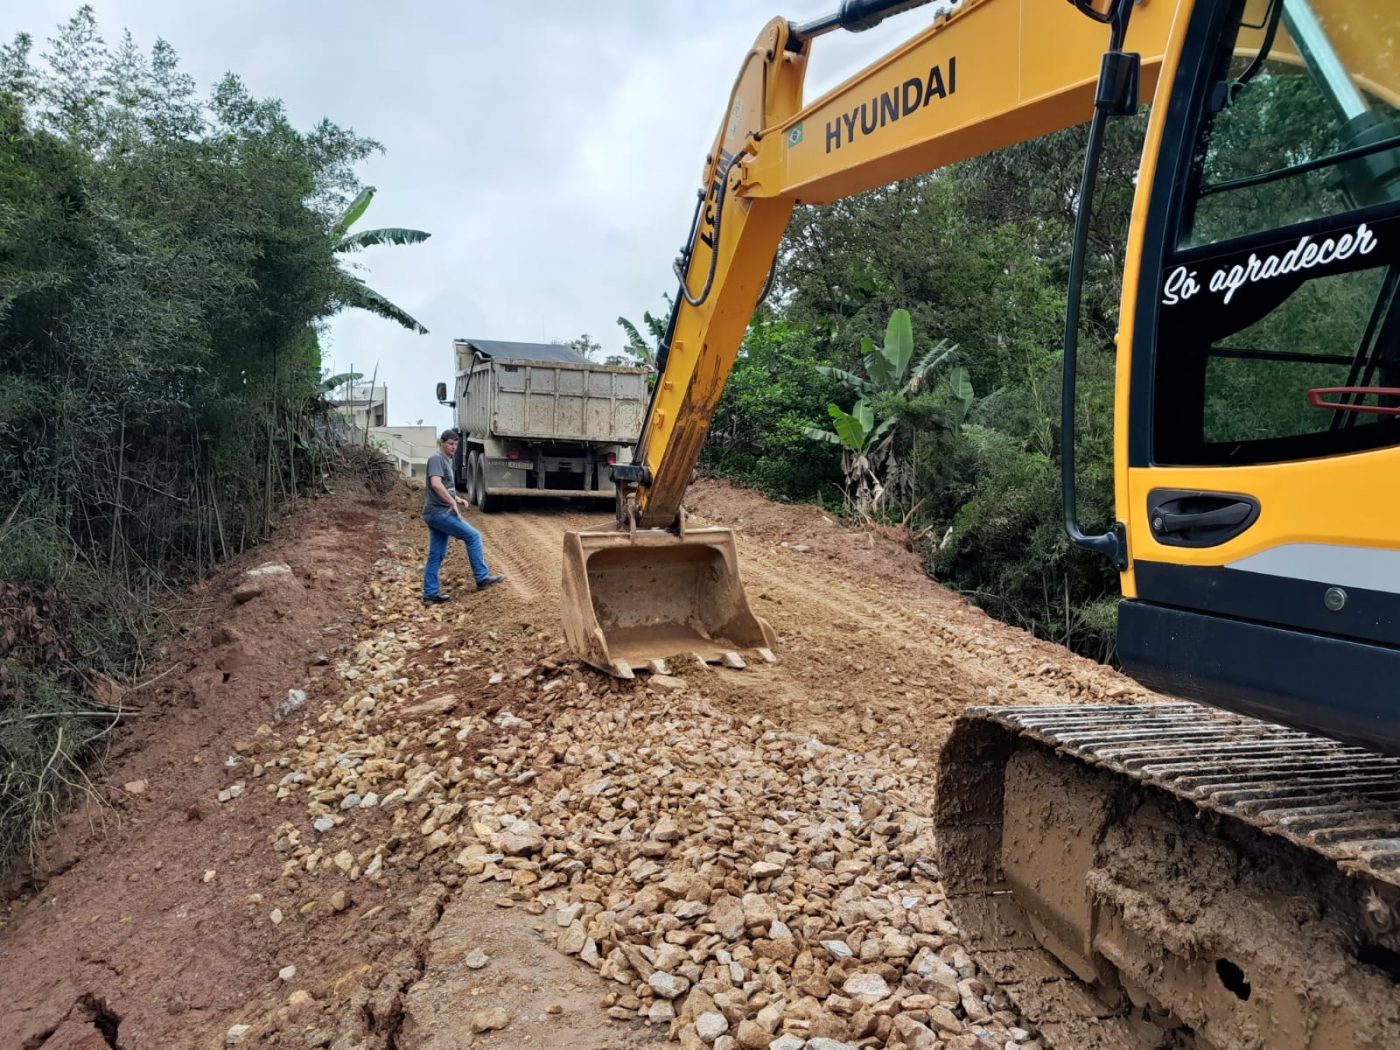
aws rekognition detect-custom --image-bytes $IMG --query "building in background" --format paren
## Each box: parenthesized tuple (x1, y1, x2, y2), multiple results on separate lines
(370, 425, 438, 479)
(328, 383, 388, 431)
(323, 381, 444, 479)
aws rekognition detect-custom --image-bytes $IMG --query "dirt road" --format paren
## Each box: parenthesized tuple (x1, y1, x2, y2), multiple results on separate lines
(1, 479, 1146, 1050)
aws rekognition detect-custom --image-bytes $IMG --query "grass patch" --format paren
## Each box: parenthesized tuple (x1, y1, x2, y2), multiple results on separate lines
(0, 667, 123, 873)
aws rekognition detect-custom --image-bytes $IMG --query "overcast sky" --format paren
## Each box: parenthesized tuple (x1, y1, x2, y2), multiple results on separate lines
(13, 1, 924, 426)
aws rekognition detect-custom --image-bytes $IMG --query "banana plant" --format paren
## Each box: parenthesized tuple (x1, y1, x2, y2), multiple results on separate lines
(331, 186, 431, 334)
(803, 308, 973, 515)
(616, 304, 669, 369)
(317, 371, 362, 395)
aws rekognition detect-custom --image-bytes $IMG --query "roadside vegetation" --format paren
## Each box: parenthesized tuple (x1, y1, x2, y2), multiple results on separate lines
(0, 8, 424, 871)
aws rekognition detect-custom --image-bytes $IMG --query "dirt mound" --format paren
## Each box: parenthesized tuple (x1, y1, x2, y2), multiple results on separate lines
(686, 477, 929, 591)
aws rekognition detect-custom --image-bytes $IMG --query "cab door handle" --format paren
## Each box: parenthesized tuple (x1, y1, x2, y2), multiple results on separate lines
(1146, 490, 1260, 548)
(1152, 500, 1253, 535)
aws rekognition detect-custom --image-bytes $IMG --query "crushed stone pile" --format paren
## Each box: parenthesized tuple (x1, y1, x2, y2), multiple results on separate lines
(224, 580, 1043, 1050)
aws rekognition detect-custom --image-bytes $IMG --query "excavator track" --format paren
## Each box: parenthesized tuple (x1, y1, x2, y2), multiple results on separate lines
(935, 703, 1400, 1050)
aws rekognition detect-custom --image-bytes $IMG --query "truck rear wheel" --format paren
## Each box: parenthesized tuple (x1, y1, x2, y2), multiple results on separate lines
(452, 438, 467, 492)
(472, 454, 499, 511)
(474, 462, 516, 513)
(465, 451, 481, 507)
(476, 474, 499, 513)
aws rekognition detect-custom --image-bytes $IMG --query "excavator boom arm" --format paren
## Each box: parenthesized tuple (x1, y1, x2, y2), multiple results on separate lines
(630, 0, 1177, 529)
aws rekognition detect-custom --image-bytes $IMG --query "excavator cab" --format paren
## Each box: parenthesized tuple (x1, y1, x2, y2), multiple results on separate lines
(1104, 0, 1400, 755)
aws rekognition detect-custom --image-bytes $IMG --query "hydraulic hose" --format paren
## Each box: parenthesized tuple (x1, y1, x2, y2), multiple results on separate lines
(674, 151, 746, 308)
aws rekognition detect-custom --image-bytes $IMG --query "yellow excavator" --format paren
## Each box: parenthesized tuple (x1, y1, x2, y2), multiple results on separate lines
(562, 0, 1400, 1044)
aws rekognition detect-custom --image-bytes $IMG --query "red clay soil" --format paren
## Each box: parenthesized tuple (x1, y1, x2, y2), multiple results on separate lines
(0, 490, 394, 1050)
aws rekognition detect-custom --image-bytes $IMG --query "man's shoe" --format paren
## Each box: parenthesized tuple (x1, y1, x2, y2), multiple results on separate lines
(476, 574, 506, 590)
(422, 593, 452, 604)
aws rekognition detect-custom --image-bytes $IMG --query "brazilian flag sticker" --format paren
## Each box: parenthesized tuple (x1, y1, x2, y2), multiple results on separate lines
(787, 123, 804, 148)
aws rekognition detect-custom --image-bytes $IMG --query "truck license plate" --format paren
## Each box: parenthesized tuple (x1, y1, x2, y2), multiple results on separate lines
(507, 461, 530, 470)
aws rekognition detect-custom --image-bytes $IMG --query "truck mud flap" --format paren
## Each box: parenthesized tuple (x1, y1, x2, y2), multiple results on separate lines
(561, 525, 776, 677)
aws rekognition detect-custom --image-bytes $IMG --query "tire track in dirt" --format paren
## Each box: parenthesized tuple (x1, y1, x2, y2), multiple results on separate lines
(471, 510, 550, 604)
(702, 540, 1022, 749)
(735, 542, 1071, 682)
(739, 544, 943, 640)
(461, 495, 1143, 762)
(762, 564, 1017, 667)
(471, 506, 600, 609)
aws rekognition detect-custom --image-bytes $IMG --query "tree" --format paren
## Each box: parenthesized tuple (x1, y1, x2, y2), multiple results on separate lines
(705, 319, 845, 500)
(803, 308, 972, 517)
(0, 7, 397, 870)
(330, 185, 430, 333)
(569, 333, 602, 361)
(616, 299, 670, 369)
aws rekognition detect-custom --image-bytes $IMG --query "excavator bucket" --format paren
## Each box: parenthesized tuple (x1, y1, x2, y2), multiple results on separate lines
(561, 524, 776, 677)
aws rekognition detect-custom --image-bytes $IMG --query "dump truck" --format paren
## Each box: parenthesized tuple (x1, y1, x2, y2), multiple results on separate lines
(435, 338, 647, 511)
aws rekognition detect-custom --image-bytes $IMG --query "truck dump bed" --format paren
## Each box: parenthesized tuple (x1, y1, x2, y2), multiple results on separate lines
(455, 339, 646, 445)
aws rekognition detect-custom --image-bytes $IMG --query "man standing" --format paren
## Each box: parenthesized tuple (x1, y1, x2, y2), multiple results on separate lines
(422, 430, 504, 604)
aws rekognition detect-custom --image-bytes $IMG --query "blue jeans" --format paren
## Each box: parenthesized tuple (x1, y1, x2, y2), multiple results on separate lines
(422, 511, 492, 596)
